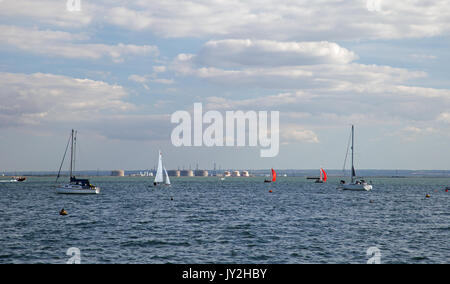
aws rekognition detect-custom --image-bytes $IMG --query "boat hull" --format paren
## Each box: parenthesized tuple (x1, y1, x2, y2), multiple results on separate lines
(341, 183, 373, 191)
(56, 186, 100, 194)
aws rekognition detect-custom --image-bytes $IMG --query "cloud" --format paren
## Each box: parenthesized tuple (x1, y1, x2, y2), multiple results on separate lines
(171, 40, 426, 90)
(196, 40, 358, 68)
(0, 72, 177, 142)
(281, 127, 319, 144)
(128, 74, 174, 89)
(98, 0, 450, 40)
(0, 0, 93, 27)
(0, 72, 133, 128)
(0, 25, 159, 62)
(437, 113, 450, 124)
(3, 1, 450, 42)
(128, 74, 148, 84)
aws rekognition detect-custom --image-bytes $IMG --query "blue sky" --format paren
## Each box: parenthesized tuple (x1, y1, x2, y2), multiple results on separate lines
(0, 0, 449, 172)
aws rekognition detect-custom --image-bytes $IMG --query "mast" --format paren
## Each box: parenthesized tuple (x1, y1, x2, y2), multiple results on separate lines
(351, 125, 355, 183)
(73, 130, 77, 177)
(69, 129, 74, 178)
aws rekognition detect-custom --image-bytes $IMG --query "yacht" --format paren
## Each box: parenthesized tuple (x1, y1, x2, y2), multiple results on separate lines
(56, 130, 100, 194)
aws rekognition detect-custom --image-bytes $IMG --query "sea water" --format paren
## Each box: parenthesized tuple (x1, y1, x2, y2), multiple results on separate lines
(0, 176, 448, 264)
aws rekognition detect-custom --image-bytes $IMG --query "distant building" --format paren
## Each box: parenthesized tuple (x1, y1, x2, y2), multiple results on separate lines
(111, 170, 125, 177)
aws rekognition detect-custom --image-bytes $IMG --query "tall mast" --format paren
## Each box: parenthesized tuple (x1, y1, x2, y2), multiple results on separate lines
(351, 125, 355, 183)
(69, 129, 74, 178)
(73, 130, 77, 177)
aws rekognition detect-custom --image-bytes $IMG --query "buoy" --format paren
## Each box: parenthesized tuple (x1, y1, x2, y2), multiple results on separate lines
(426, 194, 431, 198)
(269, 190, 273, 193)
(59, 209, 68, 216)
(170, 197, 174, 201)
(446, 189, 449, 193)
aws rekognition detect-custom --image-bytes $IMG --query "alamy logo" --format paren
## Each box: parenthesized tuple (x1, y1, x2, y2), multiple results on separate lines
(171, 103, 280, 158)
(66, 247, 81, 264)
(366, 247, 381, 264)
(66, 0, 82, 12)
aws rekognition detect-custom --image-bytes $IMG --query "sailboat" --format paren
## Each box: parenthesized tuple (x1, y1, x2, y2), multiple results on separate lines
(315, 168, 328, 183)
(264, 168, 277, 183)
(56, 130, 100, 194)
(153, 151, 171, 186)
(340, 125, 372, 191)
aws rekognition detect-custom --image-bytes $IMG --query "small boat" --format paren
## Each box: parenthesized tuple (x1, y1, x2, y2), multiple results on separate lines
(0, 176, 26, 183)
(56, 130, 100, 194)
(264, 168, 277, 183)
(315, 168, 327, 183)
(153, 150, 171, 186)
(339, 125, 373, 191)
(13, 177, 26, 182)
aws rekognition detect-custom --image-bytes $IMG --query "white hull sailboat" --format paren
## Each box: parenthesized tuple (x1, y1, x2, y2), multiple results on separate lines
(153, 150, 171, 186)
(56, 130, 100, 194)
(340, 125, 373, 192)
(57, 184, 101, 194)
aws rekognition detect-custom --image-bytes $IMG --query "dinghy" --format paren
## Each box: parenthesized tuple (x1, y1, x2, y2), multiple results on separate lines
(153, 151, 171, 186)
(264, 168, 277, 183)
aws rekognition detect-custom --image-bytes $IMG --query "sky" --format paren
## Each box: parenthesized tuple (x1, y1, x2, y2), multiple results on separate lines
(0, 0, 450, 172)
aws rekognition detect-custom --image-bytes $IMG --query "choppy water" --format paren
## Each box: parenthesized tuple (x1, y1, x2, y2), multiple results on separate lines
(0, 176, 448, 264)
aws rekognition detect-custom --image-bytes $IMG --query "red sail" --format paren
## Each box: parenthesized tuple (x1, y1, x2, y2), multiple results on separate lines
(272, 169, 277, 182)
(321, 168, 327, 182)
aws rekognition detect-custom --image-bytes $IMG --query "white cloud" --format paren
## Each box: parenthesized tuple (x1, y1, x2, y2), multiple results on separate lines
(0, 72, 133, 128)
(0, 25, 159, 62)
(98, 0, 450, 40)
(402, 126, 435, 134)
(196, 40, 358, 68)
(128, 74, 148, 84)
(437, 113, 450, 123)
(153, 66, 167, 73)
(0, 72, 177, 141)
(0, 0, 93, 27)
(3, 1, 450, 42)
(281, 128, 319, 144)
(128, 74, 174, 88)
(172, 40, 426, 90)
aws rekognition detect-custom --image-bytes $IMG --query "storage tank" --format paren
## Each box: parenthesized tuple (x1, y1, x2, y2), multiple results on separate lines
(168, 170, 181, 177)
(180, 170, 194, 177)
(195, 170, 209, 177)
(224, 171, 231, 177)
(241, 171, 250, 177)
(111, 170, 125, 177)
(232, 171, 241, 177)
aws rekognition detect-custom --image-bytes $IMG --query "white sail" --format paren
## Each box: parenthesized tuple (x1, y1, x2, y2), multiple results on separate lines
(155, 151, 164, 183)
(164, 167, 171, 185)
